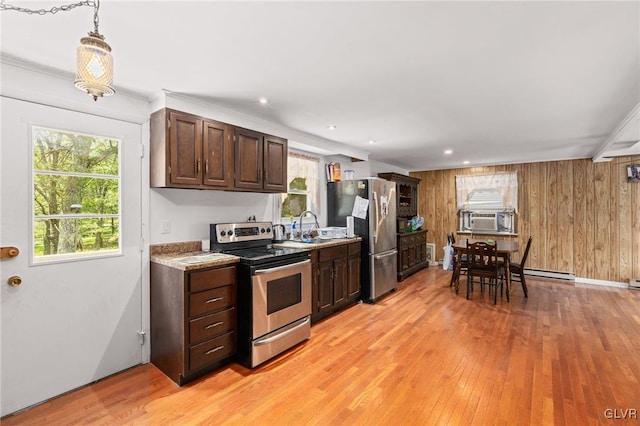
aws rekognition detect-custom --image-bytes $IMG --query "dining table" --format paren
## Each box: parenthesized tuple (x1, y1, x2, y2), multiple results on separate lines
(451, 238, 520, 299)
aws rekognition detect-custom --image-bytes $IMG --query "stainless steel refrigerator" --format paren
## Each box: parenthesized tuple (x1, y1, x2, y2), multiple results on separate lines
(327, 178, 397, 303)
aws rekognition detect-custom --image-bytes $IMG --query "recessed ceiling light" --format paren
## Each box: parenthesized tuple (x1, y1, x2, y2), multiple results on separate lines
(258, 97, 269, 105)
(369, 139, 375, 144)
(463, 160, 470, 165)
(444, 149, 453, 155)
(328, 125, 337, 130)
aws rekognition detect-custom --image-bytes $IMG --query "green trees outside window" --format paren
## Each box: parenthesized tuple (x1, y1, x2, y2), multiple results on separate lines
(32, 126, 121, 261)
(281, 177, 308, 217)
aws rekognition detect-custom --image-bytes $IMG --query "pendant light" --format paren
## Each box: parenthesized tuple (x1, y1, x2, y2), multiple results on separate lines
(0, 0, 114, 101)
(74, 0, 115, 101)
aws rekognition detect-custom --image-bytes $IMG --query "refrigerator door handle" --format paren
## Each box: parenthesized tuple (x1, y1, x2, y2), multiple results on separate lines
(374, 249, 398, 260)
(373, 191, 379, 244)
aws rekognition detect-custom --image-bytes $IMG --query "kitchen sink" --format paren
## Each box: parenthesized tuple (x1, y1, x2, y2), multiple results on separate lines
(277, 238, 346, 246)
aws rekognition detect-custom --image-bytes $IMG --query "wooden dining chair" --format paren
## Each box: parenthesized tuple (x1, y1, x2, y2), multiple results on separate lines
(448, 233, 467, 291)
(466, 241, 505, 304)
(509, 236, 532, 298)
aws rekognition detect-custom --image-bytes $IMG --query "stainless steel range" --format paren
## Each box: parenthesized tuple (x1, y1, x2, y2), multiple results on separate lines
(210, 222, 312, 368)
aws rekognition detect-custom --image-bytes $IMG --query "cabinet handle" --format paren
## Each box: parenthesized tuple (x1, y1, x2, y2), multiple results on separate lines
(205, 297, 223, 304)
(205, 346, 224, 355)
(197, 159, 201, 173)
(205, 321, 224, 330)
(205, 160, 209, 174)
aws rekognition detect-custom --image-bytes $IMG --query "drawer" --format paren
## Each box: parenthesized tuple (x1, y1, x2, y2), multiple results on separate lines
(189, 308, 236, 345)
(189, 266, 236, 293)
(348, 242, 361, 255)
(319, 245, 347, 262)
(189, 284, 235, 317)
(189, 331, 236, 372)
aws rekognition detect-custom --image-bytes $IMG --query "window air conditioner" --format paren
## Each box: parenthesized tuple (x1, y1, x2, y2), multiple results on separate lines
(470, 213, 498, 232)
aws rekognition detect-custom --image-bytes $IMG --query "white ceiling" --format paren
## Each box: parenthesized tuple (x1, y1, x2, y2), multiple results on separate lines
(2, 1, 639, 171)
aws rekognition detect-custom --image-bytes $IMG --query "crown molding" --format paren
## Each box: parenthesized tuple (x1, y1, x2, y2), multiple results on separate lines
(0, 53, 150, 103)
(592, 102, 640, 162)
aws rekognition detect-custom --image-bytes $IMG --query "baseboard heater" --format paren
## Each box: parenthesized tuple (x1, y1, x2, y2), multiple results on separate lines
(630, 279, 640, 290)
(523, 268, 575, 281)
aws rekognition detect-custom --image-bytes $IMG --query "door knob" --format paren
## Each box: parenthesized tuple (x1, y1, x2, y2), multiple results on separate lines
(7, 275, 22, 287)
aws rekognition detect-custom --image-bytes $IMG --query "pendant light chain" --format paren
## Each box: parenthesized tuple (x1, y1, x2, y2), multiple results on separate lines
(0, 0, 95, 16)
(93, 0, 100, 33)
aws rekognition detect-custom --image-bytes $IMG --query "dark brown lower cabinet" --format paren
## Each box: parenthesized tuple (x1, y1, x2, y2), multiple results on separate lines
(311, 242, 361, 323)
(151, 263, 237, 385)
(397, 229, 428, 281)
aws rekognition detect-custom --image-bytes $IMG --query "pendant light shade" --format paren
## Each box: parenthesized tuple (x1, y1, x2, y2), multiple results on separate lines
(74, 31, 114, 101)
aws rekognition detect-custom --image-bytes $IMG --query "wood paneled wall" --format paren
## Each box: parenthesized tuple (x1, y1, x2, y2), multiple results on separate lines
(411, 156, 640, 283)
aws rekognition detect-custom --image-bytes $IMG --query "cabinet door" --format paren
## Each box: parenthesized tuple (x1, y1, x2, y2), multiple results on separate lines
(263, 135, 287, 192)
(234, 128, 263, 190)
(203, 120, 232, 188)
(347, 254, 361, 299)
(333, 257, 347, 305)
(169, 111, 202, 186)
(408, 237, 416, 267)
(317, 260, 334, 314)
(399, 246, 409, 270)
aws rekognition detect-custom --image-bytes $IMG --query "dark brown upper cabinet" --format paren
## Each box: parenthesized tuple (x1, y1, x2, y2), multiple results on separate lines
(151, 108, 287, 193)
(378, 172, 421, 219)
(234, 128, 287, 193)
(151, 109, 233, 189)
(263, 135, 287, 192)
(203, 119, 233, 188)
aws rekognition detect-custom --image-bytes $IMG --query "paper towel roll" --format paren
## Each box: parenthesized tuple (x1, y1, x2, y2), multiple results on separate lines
(346, 216, 355, 237)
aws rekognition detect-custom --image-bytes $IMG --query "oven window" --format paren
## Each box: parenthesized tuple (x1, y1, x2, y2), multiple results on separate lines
(267, 273, 302, 314)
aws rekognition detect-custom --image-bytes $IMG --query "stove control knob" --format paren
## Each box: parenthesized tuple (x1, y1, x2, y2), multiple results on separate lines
(220, 230, 227, 237)
(266, 227, 271, 233)
(260, 228, 266, 233)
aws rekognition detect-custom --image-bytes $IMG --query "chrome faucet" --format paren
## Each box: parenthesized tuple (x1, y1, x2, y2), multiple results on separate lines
(298, 210, 319, 241)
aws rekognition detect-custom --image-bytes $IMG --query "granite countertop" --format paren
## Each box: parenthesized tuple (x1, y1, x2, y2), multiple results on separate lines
(273, 236, 362, 250)
(150, 241, 240, 271)
(151, 237, 362, 271)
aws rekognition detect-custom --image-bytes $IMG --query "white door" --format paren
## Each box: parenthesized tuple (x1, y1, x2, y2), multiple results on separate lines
(0, 97, 143, 416)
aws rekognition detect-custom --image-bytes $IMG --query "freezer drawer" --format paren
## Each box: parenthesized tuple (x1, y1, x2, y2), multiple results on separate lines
(367, 249, 397, 303)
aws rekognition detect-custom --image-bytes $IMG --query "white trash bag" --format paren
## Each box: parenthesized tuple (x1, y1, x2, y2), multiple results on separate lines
(442, 243, 454, 271)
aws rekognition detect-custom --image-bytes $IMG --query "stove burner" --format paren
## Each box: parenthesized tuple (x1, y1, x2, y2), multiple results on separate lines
(210, 222, 309, 266)
(225, 246, 307, 261)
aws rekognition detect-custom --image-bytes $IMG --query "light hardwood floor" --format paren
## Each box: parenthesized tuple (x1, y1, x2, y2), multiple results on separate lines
(3, 267, 640, 425)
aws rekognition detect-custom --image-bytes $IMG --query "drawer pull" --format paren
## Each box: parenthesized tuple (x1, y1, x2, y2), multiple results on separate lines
(205, 321, 224, 330)
(205, 345, 224, 355)
(205, 297, 223, 304)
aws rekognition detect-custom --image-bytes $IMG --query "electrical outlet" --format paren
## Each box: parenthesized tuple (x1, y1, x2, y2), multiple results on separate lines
(160, 220, 171, 234)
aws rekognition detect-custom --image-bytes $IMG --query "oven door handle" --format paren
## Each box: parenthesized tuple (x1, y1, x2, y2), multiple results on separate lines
(254, 316, 310, 346)
(254, 259, 311, 275)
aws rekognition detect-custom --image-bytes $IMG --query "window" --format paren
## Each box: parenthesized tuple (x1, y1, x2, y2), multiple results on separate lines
(32, 126, 121, 263)
(281, 152, 319, 220)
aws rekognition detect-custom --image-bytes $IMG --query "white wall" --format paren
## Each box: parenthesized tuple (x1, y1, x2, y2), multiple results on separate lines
(348, 158, 411, 178)
(149, 189, 276, 244)
(324, 154, 410, 178)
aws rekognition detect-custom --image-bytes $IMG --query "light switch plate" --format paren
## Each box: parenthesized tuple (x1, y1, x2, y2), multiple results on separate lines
(160, 220, 171, 234)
